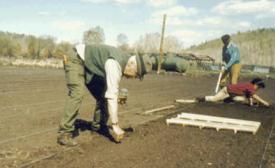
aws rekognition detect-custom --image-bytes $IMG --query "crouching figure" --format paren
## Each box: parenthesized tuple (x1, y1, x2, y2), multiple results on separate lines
(196, 78, 270, 107)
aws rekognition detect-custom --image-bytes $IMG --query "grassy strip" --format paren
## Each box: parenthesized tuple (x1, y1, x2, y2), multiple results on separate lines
(0, 57, 63, 69)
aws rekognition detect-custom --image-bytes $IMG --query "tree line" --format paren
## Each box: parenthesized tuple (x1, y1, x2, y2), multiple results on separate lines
(0, 27, 274, 66)
(0, 31, 72, 59)
(0, 25, 185, 60)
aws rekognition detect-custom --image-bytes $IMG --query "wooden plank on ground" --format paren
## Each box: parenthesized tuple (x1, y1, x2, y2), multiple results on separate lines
(144, 105, 175, 114)
(175, 99, 196, 103)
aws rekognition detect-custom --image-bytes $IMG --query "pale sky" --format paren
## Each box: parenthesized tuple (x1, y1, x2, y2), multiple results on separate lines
(0, 0, 274, 48)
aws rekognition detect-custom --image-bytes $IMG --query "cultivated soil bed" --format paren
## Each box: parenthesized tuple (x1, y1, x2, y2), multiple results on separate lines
(0, 66, 274, 168)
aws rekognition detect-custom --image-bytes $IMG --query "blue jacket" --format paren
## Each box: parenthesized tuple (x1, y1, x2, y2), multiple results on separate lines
(222, 43, 240, 70)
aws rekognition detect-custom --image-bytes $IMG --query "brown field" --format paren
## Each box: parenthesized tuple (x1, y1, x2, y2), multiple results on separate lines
(0, 66, 274, 168)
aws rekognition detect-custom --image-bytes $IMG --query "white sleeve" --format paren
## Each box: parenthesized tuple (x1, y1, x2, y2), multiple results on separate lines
(104, 59, 122, 124)
(104, 59, 122, 99)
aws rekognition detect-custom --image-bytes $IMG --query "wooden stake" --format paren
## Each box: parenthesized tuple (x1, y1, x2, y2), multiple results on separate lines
(215, 66, 224, 93)
(157, 14, 167, 74)
(144, 105, 175, 114)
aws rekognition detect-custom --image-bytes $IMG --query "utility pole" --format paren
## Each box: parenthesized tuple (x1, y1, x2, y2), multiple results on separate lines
(157, 14, 167, 74)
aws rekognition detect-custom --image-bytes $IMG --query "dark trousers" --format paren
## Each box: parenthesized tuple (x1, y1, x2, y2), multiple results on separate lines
(86, 75, 109, 128)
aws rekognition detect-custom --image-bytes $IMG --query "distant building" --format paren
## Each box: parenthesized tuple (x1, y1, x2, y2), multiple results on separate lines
(253, 66, 270, 73)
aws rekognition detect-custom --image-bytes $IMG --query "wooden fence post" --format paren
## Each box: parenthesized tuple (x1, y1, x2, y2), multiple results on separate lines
(157, 14, 167, 74)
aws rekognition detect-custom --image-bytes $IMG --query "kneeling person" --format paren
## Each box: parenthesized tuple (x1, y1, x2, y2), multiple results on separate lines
(197, 78, 270, 107)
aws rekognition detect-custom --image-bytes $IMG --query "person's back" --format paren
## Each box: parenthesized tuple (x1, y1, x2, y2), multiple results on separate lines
(222, 43, 240, 66)
(227, 82, 256, 97)
(84, 44, 131, 83)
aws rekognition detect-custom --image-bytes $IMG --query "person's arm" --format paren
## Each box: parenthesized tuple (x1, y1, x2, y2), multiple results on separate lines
(221, 47, 227, 66)
(224, 45, 240, 70)
(248, 97, 253, 106)
(252, 94, 270, 107)
(105, 59, 122, 124)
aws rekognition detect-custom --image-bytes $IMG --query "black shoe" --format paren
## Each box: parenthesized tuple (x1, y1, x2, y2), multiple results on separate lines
(196, 97, 205, 103)
(223, 97, 234, 103)
(90, 120, 103, 131)
(90, 124, 100, 132)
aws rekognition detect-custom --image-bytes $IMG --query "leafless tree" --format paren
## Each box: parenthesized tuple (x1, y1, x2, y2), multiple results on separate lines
(134, 33, 183, 53)
(134, 33, 161, 53)
(83, 26, 105, 45)
(163, 35, 183, 53)
(117, 33, 128, 46)
(117, 33, 129, 51)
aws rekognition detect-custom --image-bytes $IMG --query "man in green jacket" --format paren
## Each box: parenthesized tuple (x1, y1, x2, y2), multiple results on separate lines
(220, 34, 242, 86)
(58, 44, 152, 146)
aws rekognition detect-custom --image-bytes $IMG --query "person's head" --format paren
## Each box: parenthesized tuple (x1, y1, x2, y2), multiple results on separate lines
(221, 34, 231, 46)
(123, 54, 152, 79)
(251, 78, 265, 90)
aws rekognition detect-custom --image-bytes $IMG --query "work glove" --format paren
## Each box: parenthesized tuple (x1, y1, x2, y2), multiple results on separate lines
(118, 88, 128, 105)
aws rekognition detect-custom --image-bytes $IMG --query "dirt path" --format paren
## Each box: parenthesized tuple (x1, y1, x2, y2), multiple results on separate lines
(0, 66, 274, 168)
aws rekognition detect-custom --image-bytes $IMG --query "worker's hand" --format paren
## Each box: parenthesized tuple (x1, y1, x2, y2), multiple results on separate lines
(118, 97, 127, 105)
(219, 64, 225, 73)
(264, 102, 270, 107)
(220, 62, 226, 66)
(118, 88, 128, 105)
(221, 62, 226, 67)
(258, 102, 270, 108)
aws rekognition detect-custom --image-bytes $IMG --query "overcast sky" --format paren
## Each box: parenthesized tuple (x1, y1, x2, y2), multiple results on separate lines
(0, 0, 274, 47)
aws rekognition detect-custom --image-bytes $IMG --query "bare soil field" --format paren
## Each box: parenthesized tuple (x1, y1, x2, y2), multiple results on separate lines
(0, 66, 274, 168)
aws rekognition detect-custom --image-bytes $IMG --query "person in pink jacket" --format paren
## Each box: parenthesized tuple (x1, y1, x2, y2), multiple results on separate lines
(197, 78, 270, 107)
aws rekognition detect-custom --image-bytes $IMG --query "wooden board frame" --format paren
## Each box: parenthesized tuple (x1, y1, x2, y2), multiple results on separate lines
(166, 112, 261, 135)
(177, 113, 260, 127)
